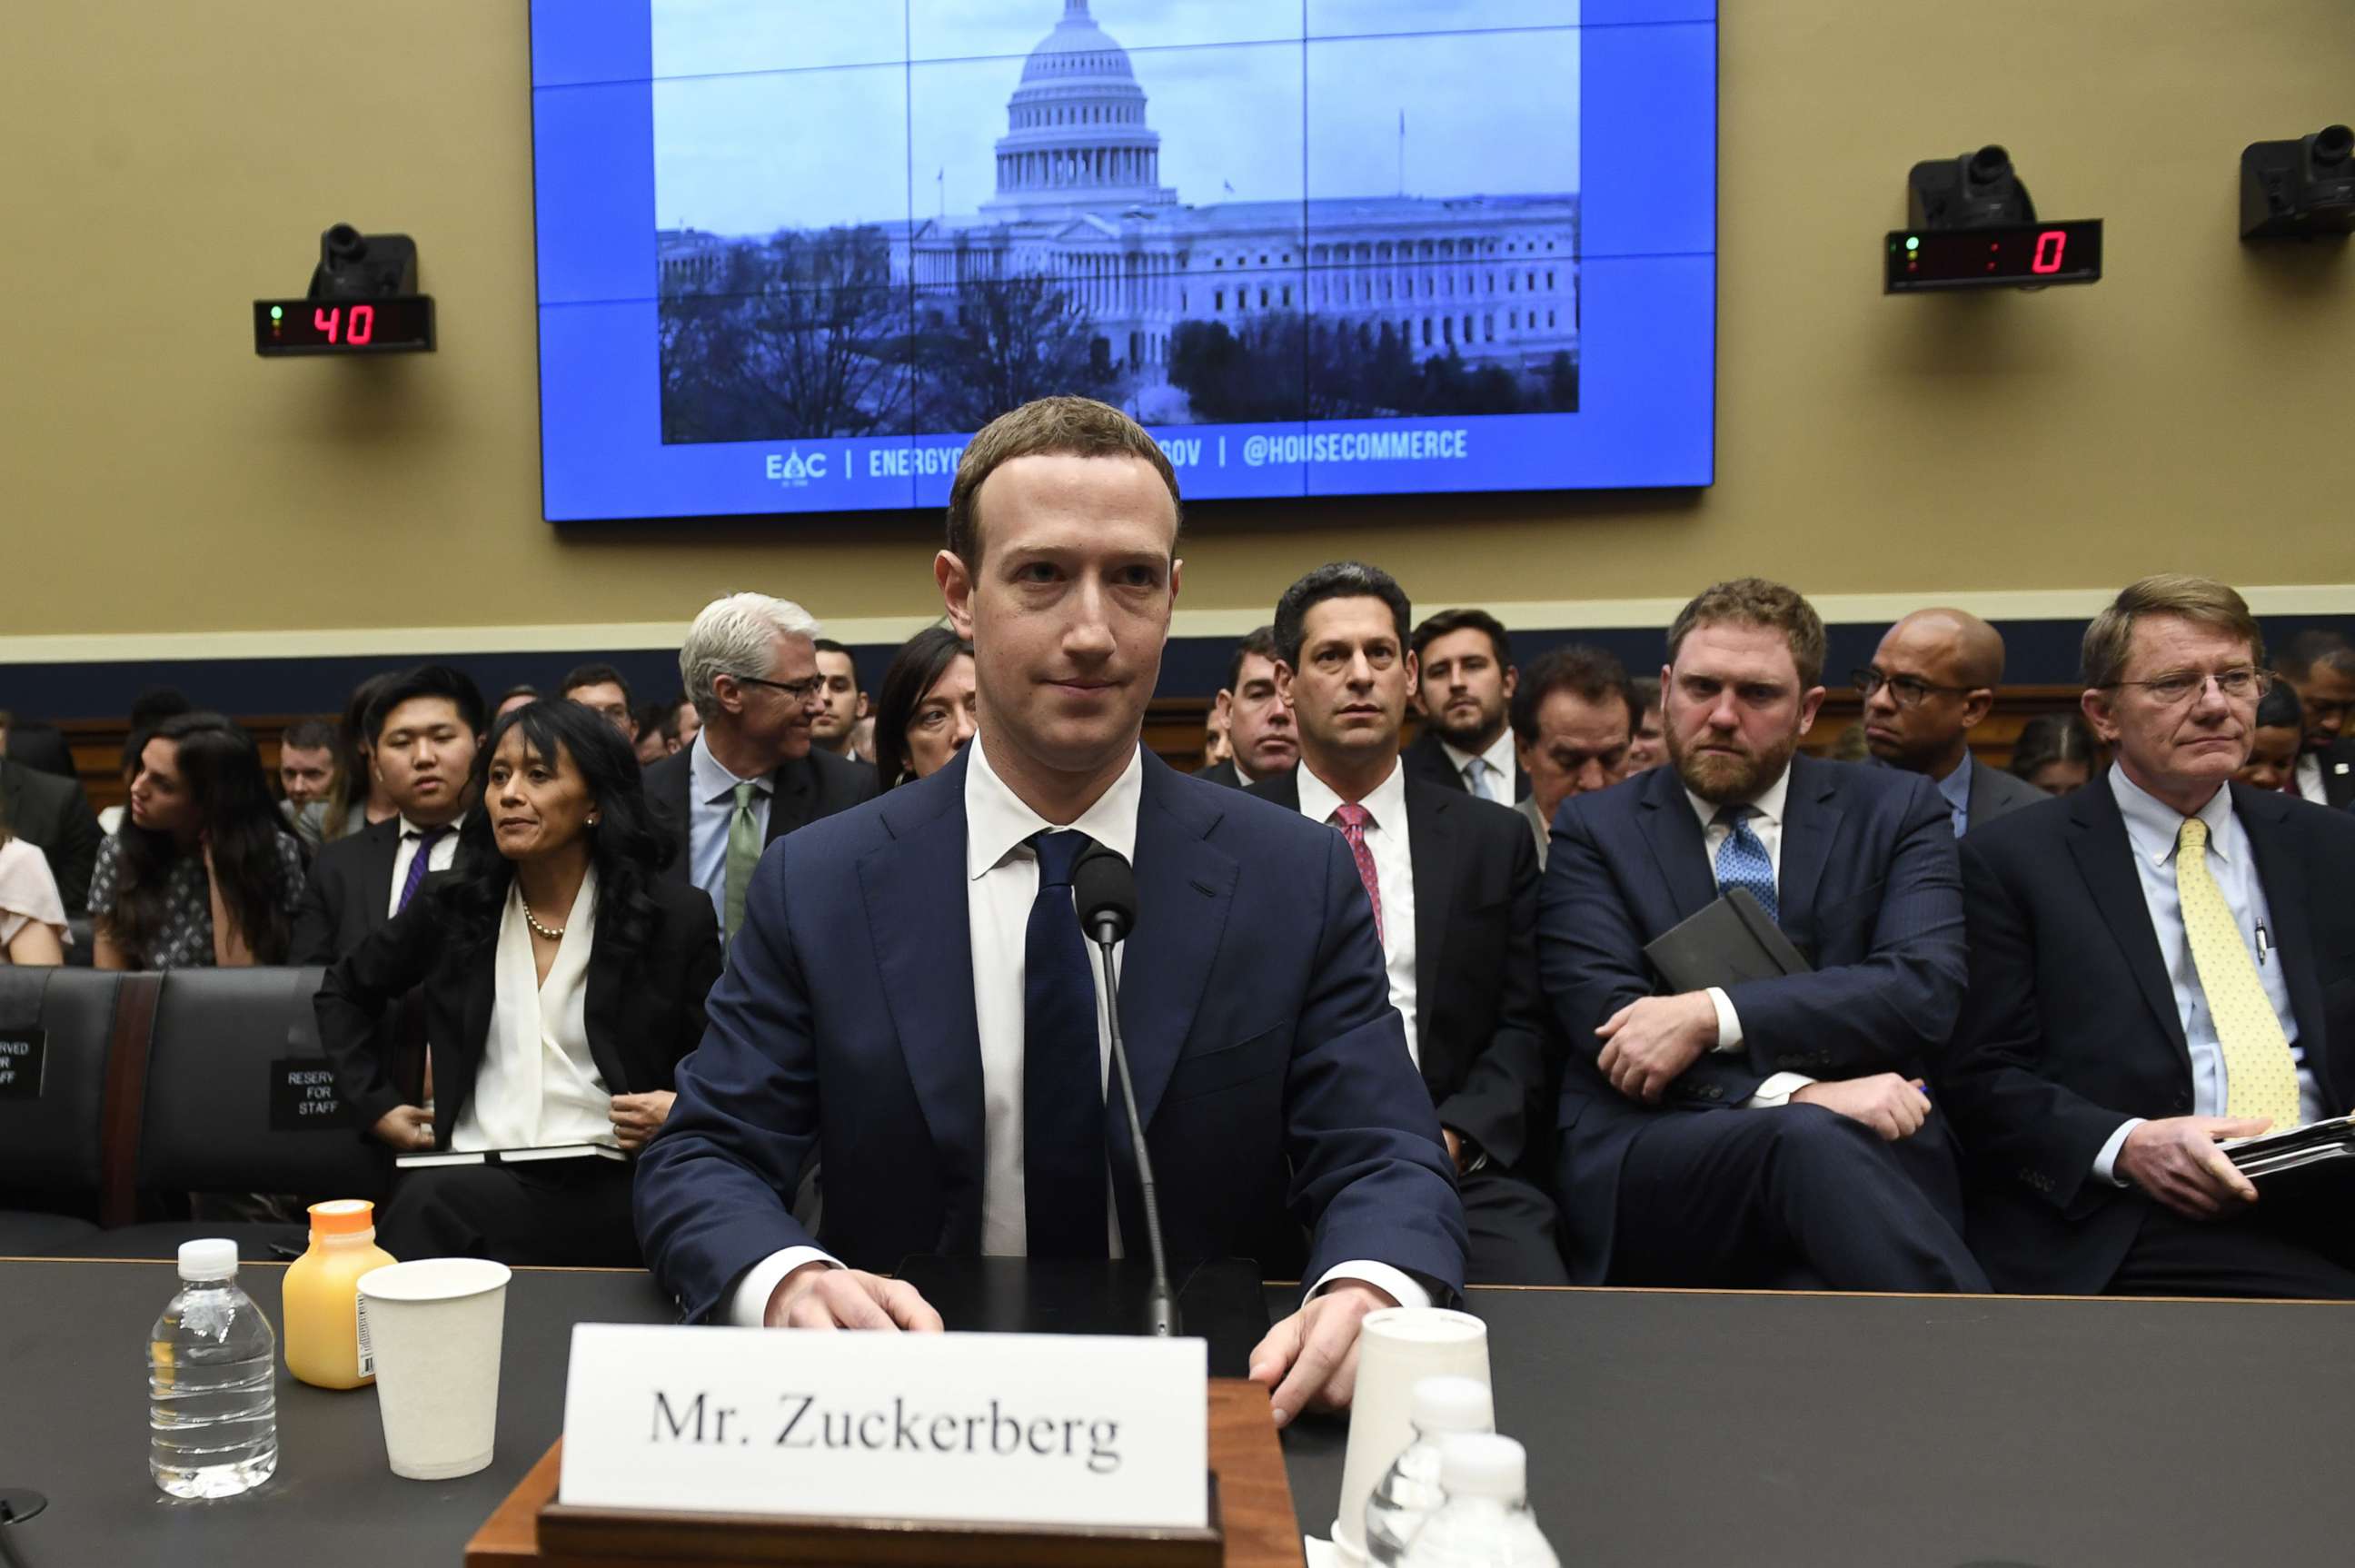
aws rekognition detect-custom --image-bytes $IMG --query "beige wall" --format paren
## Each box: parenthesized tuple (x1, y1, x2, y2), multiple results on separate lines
(7, 0, 2352, 655)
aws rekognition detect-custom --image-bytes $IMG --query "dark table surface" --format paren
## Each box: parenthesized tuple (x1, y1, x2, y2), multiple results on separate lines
(2, 1258, 2350, 1567)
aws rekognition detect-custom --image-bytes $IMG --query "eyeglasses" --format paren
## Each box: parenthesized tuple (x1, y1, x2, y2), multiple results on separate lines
(2106, 667, 2271, 706)
(1852, 668, 1977, 710)
(732, 673, 825, 702)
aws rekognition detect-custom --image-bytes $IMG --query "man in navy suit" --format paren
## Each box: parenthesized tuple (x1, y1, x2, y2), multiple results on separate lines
(1943, 577, 2355, 1297)
(637, 396, 1465, 1428)
(1539, 578, 1987, 1292)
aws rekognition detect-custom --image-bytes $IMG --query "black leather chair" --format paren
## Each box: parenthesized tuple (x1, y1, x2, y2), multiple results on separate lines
(0, 968, 131, 1253)
(69, 967, 390, 1259)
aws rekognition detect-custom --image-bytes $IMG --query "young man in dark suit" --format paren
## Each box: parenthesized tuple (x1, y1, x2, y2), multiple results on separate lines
(641, 593, 877, 947)
(1401, 609, 1530, 804)
(292, 665, 486, 969)
(1247, 563, 1566, 1285)
(1858, 608, 2045, 835)
(1540, 578, 1986, 1293)
(636, 398, 1464, 1430)
(1943, 577, 2355, 1297)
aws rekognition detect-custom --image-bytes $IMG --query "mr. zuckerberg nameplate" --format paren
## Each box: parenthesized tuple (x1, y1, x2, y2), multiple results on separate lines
(558, 1325, 1208, 1530)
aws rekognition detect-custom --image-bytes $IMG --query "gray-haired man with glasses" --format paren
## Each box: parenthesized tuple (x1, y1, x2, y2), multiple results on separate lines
(1943, 575, 2355, 1298)
(643, 592, 878, 943)
(1857, 609, 2043, 836)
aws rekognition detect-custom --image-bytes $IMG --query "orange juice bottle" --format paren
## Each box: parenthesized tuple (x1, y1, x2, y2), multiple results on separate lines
(282, 1199, 397, 1389)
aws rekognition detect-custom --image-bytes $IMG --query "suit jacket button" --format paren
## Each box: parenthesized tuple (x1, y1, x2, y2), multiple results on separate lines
(2173, 1095, 2191, 1111)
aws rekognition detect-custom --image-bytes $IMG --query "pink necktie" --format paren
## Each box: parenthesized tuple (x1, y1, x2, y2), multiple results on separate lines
(1332, 802, 1384, 946)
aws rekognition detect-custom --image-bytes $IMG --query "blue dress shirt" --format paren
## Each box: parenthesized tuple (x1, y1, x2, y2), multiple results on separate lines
(1935, 759, 1972, 839)
(686, 733, 770, 931)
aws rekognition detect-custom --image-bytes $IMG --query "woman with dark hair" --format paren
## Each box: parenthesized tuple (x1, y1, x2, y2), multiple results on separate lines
(90, 714, 307, 970)
(313, 671, 402, 844)
(2007, 711, 2101, 798)
(0, 793, 68, 966)
(870, 627, 978, 789)
(315, 700, 720, 1265)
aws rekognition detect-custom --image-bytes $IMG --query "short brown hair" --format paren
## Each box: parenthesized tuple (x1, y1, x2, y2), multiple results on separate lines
(1511, 644, 1637, 743)
(1667, 578, 1828, 689)
(2082, 574, 2263, 690)
(945, 396, 1181, 569)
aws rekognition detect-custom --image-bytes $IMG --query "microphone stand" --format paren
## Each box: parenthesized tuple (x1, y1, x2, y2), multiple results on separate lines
(1089, 938, 1180, 1337)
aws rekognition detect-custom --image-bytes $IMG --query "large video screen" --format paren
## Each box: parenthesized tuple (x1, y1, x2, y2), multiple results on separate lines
(530, 2, 1716, 521)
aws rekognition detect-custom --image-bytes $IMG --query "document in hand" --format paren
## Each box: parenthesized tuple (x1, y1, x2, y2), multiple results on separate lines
(2221, 1116, 2355, 1179)
(1642, 888, 1811, 995)
(395, 1143, 627, 1170)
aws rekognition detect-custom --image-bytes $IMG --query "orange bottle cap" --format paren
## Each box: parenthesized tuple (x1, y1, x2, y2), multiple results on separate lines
(307, 1198, 377, 1236)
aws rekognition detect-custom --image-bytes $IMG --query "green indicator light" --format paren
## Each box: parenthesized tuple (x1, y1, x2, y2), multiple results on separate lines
(270, 305, 283, 321)
(1904, 236, 1920, 252)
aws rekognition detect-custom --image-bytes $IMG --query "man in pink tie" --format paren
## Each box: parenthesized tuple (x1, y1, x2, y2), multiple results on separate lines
(1244, 562, 1570, 1285)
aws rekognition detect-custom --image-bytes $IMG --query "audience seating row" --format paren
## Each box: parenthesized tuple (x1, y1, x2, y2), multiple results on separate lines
(0, 966, 383, 1258)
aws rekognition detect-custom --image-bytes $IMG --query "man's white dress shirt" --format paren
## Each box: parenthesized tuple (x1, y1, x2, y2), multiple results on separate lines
(1682, 766, 1817, 1108)
(386, 812, 464, 918)
(1441, 729, 1519, 805)
(1295, 759, 1419, 1065)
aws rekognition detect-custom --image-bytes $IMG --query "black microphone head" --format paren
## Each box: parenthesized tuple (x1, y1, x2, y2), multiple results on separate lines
(1071, 840, 1138, 944)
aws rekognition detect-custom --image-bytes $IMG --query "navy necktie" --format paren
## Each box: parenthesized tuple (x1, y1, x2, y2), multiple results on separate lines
(397, 826, 447, 914)
(1023, 829, 1108, 1258)
(1712, 805, 1778, 924)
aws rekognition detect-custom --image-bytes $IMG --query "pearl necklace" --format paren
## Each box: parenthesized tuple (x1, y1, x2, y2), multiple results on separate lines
(519, 893, 567, 941)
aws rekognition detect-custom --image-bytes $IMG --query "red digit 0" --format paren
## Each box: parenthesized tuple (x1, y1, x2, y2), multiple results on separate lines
(2031, 230, 2067, 274)
(348, 304, 375, 345)
(313, 306, 341, 342)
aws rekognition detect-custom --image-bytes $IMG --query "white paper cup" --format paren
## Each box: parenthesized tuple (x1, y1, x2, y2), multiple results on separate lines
(356, 1256, 512, 1481)
(1330, 1306, 1492, 1566)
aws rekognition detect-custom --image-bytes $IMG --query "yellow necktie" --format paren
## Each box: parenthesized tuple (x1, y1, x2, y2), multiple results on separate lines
(2175, 817, 2302, 1130)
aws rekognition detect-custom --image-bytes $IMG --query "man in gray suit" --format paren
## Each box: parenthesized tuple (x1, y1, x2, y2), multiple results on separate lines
(1857, 609, 2042, 836)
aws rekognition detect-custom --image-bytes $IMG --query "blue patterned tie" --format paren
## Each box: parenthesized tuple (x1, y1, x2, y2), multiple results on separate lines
(1713, 806, 1777, 924)
(397, 826, 447, 914)
(1023, 830, 1108, 1259)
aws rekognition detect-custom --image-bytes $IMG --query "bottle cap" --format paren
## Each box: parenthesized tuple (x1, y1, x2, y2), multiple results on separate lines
(307, 1198, 377, 1237)
(177, 1239, 239, 1282)
(1410, 1375, 1494, 1436)
(1437, 1434, 1526, 1502)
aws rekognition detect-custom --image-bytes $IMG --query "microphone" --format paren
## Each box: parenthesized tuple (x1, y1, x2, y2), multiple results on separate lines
(1070, 840, 1179, 1338)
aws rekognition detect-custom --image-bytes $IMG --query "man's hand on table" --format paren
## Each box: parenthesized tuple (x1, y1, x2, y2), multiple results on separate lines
(1247, 1279, 1397, 1430)
(763, 1262, 945, 1331)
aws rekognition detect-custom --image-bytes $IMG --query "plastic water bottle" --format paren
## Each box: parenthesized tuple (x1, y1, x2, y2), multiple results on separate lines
(1366, 1375, 1495, 1565)
(149, 1239, 278, 1499)
(1397, 1434, 1559, 1568)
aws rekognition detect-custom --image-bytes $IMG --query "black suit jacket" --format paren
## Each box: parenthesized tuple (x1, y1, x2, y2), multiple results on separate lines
(641, 743, 877, 888)
(1247, 765, 1557, 1171)
(315, 872, 723, 1144)
(291, 817, 411, 966)
(1193, 758, 1244, 789)
(2311, 738, 2355, 810)
(1962, 756, 2046, 831)
(1538, 755, 1968, 1283)
(1402, 729, 1530, 804)
(1941, 779, 2355, 1294)
(0, 757, 103, 917)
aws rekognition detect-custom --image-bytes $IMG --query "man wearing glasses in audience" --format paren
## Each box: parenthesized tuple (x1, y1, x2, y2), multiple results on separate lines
(642, 594, 877, 948)
(1856, 609, 2044, 837)
(1943, 576, 2355, 1297)
(2271, 630, 2355, 809)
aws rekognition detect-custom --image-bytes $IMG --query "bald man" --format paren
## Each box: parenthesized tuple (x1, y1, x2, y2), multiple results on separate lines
(1858, 610, 2044, 836)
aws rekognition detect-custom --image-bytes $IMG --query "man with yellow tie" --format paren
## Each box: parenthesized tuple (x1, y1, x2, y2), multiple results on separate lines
(1943, 575, 2355, 1297)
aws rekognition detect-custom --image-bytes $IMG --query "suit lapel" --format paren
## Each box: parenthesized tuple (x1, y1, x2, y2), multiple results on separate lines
(1121, 758, 1239, 1138)
(582, 946, 633, 1095)
(1404, 781, 1454, 1055)
(440, 947, 500, 1140)
(1775, 757, 1841, 946)
(2238, 786, 2333, 1105)
(2066, 781, 2191, 1067)
(660, 754, 695, 887)
(1635, 764, 1717, 920)
(361, 819, 401, 934)
(767, 755, 815, 846)
(857, 758, 986, 1237)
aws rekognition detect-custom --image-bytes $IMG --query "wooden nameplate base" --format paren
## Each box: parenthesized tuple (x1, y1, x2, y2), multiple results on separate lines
(466, 1376, 1305, 1568)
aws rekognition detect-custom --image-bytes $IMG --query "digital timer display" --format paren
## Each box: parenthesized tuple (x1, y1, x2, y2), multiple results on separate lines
(253, 296, 435, 355)
(1884, 221, 2102, 293)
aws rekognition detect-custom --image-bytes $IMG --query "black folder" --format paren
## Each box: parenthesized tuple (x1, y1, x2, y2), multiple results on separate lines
(892, 1255, 1269, 1378)
(2222, 1115, 2355, 1179)
(1642, 888, 1811, 993)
